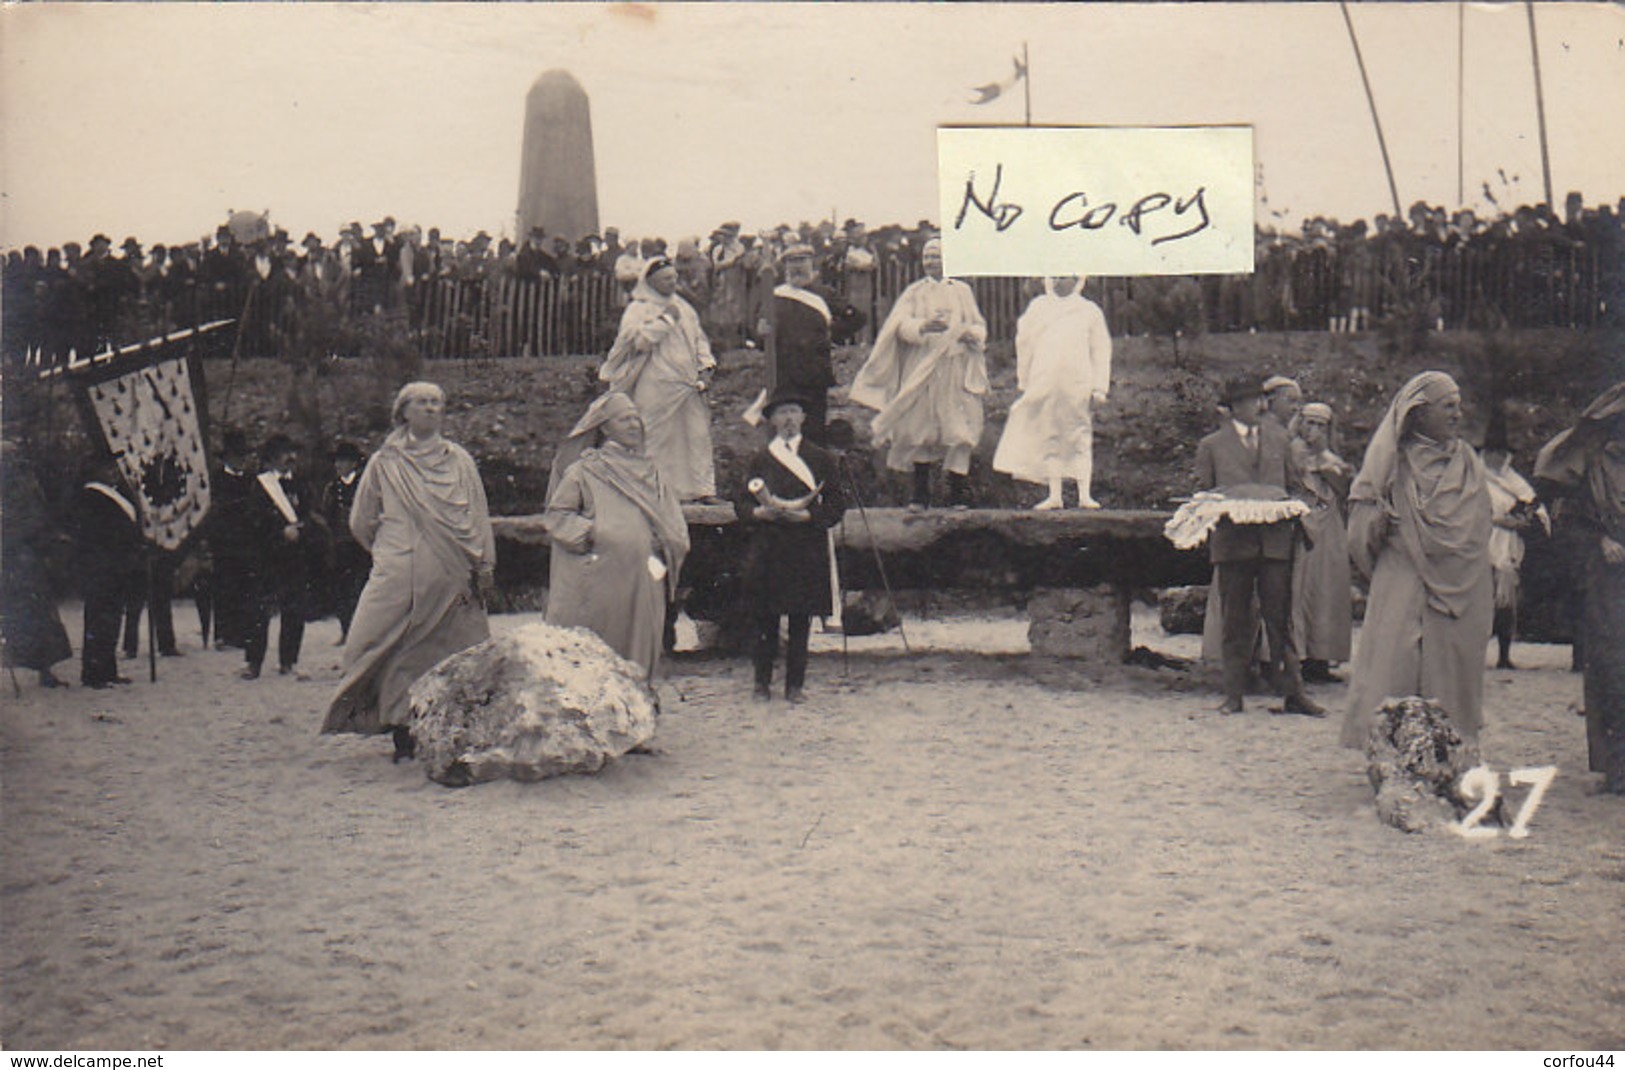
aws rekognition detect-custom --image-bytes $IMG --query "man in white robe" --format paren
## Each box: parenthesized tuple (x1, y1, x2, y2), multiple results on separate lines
(849, 238, 988, 510)
(993, 276, 1112, 509)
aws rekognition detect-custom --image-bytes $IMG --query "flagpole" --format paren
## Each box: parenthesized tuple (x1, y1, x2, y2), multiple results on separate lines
(1022, 41, 1031, 126)
(1339, 2, 1403, 218)
(1457, 1, 1466, 206)
(1525, 0, 1554, 208)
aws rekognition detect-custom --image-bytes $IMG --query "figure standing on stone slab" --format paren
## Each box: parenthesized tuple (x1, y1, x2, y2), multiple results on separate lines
(599, 257, 719, 503)
(323, 382, 496, 764)
(1194, 375, 1325, 718)
(993, 276, 1112, 510)
(849, 237, 988, 511)
(1340, 372, 1493, 749)
(543, 392, 689, 683)
(735, 387, 848, 704)
(1535, 381, 1625, 794)
(757, 244, 865, 446)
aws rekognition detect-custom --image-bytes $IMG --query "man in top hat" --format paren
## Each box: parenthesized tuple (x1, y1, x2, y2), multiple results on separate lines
(734, 386, 848, 704)
(322, 440, 372, 644)
(760, 244, 864, 445)
(1194, 375, 1325, 716)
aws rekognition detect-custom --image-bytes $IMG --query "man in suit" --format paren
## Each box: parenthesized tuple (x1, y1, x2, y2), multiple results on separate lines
(75, 456, 142, 689)
(321, 439, 371, 644)
(1195, 375, 1326, 717)
(735, 387, 848, 704)
(241, 434, 313, 679)
(759, 245, 865, 445)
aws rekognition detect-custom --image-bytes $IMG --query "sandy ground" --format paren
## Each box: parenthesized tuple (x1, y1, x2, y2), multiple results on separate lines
(2, 603, 1622, 1051)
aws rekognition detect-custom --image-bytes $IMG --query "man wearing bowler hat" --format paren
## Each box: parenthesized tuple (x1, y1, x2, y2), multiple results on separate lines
(1195, 375, 1326, 717)
(735, 386, 848, 704)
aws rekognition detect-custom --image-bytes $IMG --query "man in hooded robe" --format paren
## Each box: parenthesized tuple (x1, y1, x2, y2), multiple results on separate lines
(322, 382, 496, 762)
(1341, 371, 1493, 748)
(599, 259, 718, 502)
(1535, 382, 1625, 793)
(849, 237, 988, 510)
(992, 275, 1112, 509)
(543, 392, 690, 681)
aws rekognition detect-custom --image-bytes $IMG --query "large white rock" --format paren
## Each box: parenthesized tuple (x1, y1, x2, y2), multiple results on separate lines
(408, 621, 657, 787)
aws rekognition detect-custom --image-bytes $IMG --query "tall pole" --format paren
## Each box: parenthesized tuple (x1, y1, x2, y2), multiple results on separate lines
(1457, 1, 1466, 206)
(1022, 41, 1031, 127)
(1340, 2, 1403, 218)
(1525, 0, 1555, 208)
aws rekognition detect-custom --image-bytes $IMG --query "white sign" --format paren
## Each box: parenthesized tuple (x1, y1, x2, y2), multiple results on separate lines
(937, 125, 1255, 277)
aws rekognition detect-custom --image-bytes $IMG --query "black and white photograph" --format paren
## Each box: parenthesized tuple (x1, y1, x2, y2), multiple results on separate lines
(2, 0, 1623, 1054)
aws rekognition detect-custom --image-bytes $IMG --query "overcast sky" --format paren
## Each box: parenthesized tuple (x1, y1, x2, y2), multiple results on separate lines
(2, 1, 1622, 251)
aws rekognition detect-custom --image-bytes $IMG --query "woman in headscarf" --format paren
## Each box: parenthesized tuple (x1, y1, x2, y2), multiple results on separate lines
(1340, 371, 1493, 749)
(1290, 402, 1354, 682)
(1535, 381, 1625, 793)
(322, 382, 496, 762)
(598, 258, 717, 503)
(544, 392, 690, 681)
(993, 276, 1113, 509)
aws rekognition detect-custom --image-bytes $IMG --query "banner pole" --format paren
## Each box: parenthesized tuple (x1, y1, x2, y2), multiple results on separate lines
(147, 551, 158, 683)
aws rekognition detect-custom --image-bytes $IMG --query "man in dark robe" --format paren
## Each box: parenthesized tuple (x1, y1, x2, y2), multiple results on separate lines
(207, 430, 257, 650)
(735, 387, 848, 704)
(241, 434, 314, 679)
(762, 245, 864, 445)
(74, 456, 141, 689)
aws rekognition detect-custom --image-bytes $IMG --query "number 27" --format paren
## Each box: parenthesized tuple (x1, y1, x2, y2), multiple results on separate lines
(1452, 765, 1557, 840)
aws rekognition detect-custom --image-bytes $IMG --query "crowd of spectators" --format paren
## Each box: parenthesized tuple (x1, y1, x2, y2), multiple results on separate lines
(3, 194, 1618, 368)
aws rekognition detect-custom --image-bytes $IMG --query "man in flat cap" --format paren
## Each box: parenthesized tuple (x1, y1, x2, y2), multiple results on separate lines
(1195, 375, 1325, 717)
(1262, 374, 1303, 431)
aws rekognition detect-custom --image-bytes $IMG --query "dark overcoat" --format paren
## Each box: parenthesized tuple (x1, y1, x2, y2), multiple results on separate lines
(734, 438, 848, 616)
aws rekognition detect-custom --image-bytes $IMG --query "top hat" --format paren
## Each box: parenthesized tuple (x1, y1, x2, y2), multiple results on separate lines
(330, 439, 364, 463)
(1220, 375, 1265, 406)
(220, 428, 249, 456)
(762, 384, 814, 418)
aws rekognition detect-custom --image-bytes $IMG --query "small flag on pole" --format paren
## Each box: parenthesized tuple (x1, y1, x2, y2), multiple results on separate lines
(969, 54, 1028, 105)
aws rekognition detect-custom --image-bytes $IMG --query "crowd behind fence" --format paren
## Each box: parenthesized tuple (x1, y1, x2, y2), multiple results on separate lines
(4, 200, 1619, 375)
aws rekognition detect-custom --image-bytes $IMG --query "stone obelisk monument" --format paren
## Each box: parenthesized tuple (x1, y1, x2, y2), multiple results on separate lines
(516, 70, 599, 242)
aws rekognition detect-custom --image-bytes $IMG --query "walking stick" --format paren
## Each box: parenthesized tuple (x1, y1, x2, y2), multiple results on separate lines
(836, 451, 910, 655)
(216, 278, 260, 429)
